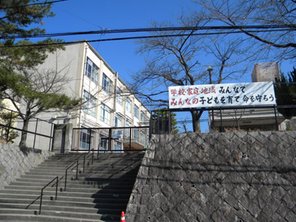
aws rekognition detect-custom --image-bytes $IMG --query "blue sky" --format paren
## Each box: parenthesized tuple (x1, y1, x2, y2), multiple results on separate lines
(42, 0, 294, 132)
(43, 0, 204, 132)
(44, 0, 197, 83)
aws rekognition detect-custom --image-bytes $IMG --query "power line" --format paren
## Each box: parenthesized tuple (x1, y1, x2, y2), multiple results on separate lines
(1, 25, 295, 39)
(0, 28, 293, 48)
(0, 0, 68, 10)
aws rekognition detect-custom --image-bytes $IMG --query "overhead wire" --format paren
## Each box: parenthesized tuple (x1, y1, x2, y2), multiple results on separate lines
(0, 28, 293, 48)
(0, 0, 68, 9)
(2, 25, 295, 39)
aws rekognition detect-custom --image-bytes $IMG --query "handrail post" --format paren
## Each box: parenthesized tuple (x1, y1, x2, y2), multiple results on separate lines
(83, 154, 86, 173)
(49, 123, 54, 151)
(55, 177, 58, 200)
(64, 169, 68, 191)
(39, 189, 43, 214)
(88, 129, 92, 152)
(129, 127, 132, 150)
(108, 128, 112, 152)
(76, 160, 79, 180)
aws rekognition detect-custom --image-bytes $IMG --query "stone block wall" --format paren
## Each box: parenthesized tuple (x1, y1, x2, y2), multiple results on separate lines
(0, 144, 52, 190)
(126, 131, 296, 221)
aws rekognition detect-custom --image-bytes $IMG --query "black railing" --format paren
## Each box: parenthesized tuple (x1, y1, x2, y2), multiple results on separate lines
(25, 176, 59, 215)
(26, 150, 95, 215)
(0, 106, 54, 150)
(63, 150, 94, 191)
(151, 105, 296, 133)
(71, 126, 150, 152)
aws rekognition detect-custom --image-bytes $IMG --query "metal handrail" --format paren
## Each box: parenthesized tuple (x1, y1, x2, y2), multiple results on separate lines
(63, 150, 94, 191)
(26, 150, 95, 215)
(64, 159, 79, 191)
(25, 176, 59, 215)
(24, 150, 95, 215)
(0, 106, 55, 150)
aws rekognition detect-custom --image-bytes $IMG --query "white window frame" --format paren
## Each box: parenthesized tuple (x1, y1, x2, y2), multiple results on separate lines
(102, 73, 113, 94)
(85, 57, 99, 84)
(83, 90, 97, 117)
(134, 105, 139, 119)
(100, 103, 111, 124)
(125, 98, 132, 114)
(116, 87, 123, 105)
(115, 113, 123, 127)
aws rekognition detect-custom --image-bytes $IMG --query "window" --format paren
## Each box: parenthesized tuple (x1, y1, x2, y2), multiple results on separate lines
(124, 118, 132, 137)
(141, 111, 149, 124)
(140, 111, 145, 122)
(100, 135, 108, 151)
(83, 90, 97, 117)
(125, 118, 132, 127)
(100, 103, 111, 124)
(80, 129, 90, 150)
(85, 57, 99, 83)
(102, 73, 113, 94)
(115, 113, 123, 127)
(125, 98, 132, 114)
(116, 87, 123, 105)
(134, 105, 139, 119)
(133, 128, 139, 142)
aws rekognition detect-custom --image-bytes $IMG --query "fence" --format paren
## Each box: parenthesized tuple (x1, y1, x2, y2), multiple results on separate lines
(71, 126, 150, 152)
(0, 106, 54, 150)
(150, 105, 296, 133)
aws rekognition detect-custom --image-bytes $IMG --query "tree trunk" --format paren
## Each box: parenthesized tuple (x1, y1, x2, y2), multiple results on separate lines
(19, 118, 29, 149)
(190, 109, 201, 133)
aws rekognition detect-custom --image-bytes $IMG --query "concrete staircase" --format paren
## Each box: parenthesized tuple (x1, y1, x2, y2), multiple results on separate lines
(0, 151, 144, 222)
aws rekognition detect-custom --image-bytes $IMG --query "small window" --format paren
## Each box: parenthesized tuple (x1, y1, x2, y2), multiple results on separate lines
(100, 103, 111, 124)
(80, 129, 90, 150)
(102, 73, 113, 94)
(115, 113, 123, 127)
(83, 90, 97, 117)
(85, 58, 99, 83)
(134, 105, 139, 119)
(125, 98, 132, 114)
(140, 111, 149, 124)
(116, 87, 123, 105)
(100, 135, 108, 151)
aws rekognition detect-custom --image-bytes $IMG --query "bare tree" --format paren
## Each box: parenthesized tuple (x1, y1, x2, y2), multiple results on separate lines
(197, 0, 296, 59)
(132, 16, 250, 132)
(1, 66, 79, 149)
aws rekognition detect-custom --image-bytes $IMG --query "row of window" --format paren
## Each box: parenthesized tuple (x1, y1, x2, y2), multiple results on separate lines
(86, 57, 114, 94)
(83, 89, 145, 119)
(83, 90, 148, 124)
(85, 58, 144, 119)
(84, 57, 149, 124)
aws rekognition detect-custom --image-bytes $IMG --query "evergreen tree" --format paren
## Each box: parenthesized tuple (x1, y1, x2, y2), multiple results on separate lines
(0, 1, 79, 149)
(275, 67, 296, 119)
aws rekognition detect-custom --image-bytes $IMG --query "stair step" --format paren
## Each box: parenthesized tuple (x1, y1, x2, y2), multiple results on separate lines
(0, 189, 131, 198)
(0, 152, 143, 222)
(0, 214, 110, 222)
(0, 208, 109, 220)
(0, 202, 125, 216)
(0, 198, 128, 209)
(0, 193, 129, 204)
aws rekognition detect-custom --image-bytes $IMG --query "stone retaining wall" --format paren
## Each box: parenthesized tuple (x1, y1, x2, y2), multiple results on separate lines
(0, 144, 52, 190)
(126, 131, 296, 221)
